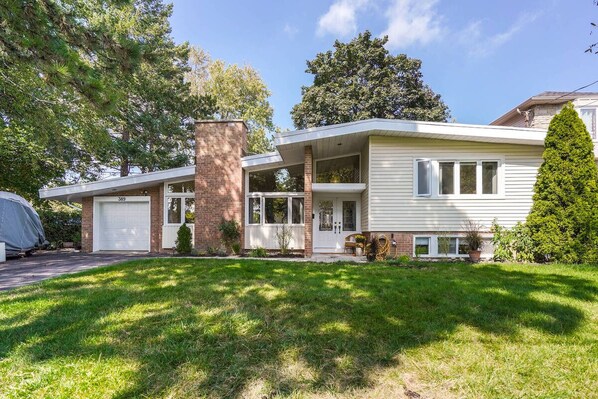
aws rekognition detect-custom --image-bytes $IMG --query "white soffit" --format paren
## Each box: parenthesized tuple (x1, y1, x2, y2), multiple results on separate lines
(39, 165, 195, 202)
(274, 119, 547, 148)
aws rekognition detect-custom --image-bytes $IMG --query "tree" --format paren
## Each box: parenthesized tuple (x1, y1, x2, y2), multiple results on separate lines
(104, 1, 196, 176)
(527, 103, 598, 263)
(186, 47, 274, 154)
(291, 31, 450, 129)
(0, 0, 142, 199)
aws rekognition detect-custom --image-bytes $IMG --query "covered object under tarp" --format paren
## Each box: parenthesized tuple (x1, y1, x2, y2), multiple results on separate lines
(0, 192, 46, 256)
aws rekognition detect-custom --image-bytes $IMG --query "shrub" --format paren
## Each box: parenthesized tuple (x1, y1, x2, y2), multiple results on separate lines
(206, 246, 218, 256)
(527, 103, 598, 263)
(218, 219, 240, 254)
(462, 219, 484, 252)
(276, 225, 293, 255)
(249, 247, 268, 258)
(38, 208, 81, 246)
(175, 223, 192, 255)
(491, 219, 534, 263)
(231, 242, 241, 255)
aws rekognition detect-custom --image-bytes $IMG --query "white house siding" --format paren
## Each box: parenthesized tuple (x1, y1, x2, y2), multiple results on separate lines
(360, 138, 370, 231)
(245, 225, 305, 250)
(368, 136, 544, 232)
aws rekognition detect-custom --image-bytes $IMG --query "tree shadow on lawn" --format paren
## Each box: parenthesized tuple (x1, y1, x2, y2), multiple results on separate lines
(0, 260, 596, 398)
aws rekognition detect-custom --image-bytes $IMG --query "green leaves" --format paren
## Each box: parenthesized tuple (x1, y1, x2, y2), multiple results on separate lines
(186, 47, 275, 154)
(291, 31, 450, 129)
(527, 103, 598, 263)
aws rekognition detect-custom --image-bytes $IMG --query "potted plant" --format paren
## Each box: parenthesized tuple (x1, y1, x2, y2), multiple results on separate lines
(462, 220, 484, 262)
(355, 234, 366, 256)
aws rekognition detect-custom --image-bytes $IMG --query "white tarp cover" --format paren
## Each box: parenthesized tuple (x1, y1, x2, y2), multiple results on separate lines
(0, 191, 46, 256)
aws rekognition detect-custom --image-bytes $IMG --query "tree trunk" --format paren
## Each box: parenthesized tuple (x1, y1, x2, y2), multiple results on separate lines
(120, 131, 130, 177)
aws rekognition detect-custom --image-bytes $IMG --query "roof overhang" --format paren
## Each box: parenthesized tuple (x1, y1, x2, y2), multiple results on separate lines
(39, 165, 195, 202)
(241, 152, 284, 171)
(273, 119, 546, 165)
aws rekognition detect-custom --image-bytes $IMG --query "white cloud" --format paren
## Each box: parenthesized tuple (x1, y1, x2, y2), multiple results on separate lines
(459, 12, 541, 57)
(317, 0, 369, 38)
(381, 0, 443, 49)
(283, 23, 299, 38)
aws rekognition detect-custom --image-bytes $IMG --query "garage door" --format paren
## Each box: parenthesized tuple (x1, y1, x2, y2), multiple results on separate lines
(97, 199, 150, 251)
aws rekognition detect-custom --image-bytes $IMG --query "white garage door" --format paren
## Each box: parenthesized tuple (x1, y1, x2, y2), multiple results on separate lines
(97, 200, 150, 251)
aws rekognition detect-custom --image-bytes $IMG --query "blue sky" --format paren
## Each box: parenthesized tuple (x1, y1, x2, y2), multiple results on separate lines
(169, 0, 598, 131)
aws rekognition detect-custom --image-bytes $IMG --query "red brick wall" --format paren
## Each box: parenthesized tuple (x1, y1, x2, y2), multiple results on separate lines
(304, 146, 313, 257)
(195, 120, 247, 250)
(80, 186, 163, 253)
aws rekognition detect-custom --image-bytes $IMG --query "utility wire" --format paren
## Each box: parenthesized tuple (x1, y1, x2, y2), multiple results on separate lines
(550, 79, 598, 102)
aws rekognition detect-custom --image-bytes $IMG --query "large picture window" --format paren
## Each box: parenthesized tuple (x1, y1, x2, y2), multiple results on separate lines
(249, 165, 304, 192)
(316, 155, 360, 183)
(247, 165, 305, 226)
(164, 181, 195, 225)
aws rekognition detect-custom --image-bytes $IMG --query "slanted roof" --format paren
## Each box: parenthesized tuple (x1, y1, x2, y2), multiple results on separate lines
(272, 118, 546, 165)
(491, 91, 598, 126)
(40, 118, 549, 201)
(39, 165, 195, 202)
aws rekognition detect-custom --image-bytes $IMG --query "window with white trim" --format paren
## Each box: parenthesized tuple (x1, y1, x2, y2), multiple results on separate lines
(415, 159, 501, 198)
(164, 181, 195, 225)
(415, 235, 491, 257)
(416, 159, 431, 196)
(579, 108, 597, 140)
(247, 166, 305, 226)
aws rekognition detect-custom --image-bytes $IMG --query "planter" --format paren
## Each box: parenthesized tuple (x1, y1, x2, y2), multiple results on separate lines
(355, 247, 363, 256)
(63, 241, 74, 249)
(468, 250, 482, 263)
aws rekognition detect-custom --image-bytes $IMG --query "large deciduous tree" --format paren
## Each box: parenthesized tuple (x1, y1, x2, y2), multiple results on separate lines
(527, 103, 598, 263)
(291, 31, 450, 129)
(186, 47, 275, 154)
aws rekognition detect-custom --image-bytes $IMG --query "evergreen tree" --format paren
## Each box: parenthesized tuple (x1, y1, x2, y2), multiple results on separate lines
(175, 223, 193, 254)
(527, 103, 598, 263)
(291, 31, 450, 129)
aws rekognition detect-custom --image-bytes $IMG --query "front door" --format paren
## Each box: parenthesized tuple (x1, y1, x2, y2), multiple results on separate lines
(314, 196, 359, 253)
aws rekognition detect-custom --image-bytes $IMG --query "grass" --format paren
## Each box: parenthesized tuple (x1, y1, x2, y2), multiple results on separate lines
(0, 259, 597, 399)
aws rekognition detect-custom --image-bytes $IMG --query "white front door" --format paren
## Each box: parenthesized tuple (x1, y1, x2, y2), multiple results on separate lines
(314, 196, 360, 253)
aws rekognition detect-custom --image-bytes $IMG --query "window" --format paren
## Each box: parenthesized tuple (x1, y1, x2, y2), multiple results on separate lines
(247, 166, 305, 225)
(249, 165, 304, 192)
(437, 237, 457, 255)
(417, 160, 501, 197)
(167, 198, 181, 224)
(439, 162, 454, 195)
(415, 237, 430, 256)
(184, 198, 195, 224)
(167, 181, 194, 193)
(460, 162, 477, 194)
(265, 197, 288, 224)
(248, 198, 261, 224)
(316, 155, 360, 183)
(292, 198, 304, 224)
(482, 162, 498, 194)
(416, 159, 431, 196)
(342, 201, 356, 231)
(164, 181, 195, 225)
(580, 108, 597, 139)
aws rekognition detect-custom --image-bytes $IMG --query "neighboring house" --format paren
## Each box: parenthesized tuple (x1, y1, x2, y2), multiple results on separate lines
(39, 94, 598, 258)
(491, 91, 598, 139)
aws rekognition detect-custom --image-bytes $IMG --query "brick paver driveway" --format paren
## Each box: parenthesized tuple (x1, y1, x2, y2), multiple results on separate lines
(0, 251, 152, 291)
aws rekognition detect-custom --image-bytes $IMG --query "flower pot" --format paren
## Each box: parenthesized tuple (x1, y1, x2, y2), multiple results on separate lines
(355, 247, 363, 256)
(468, 250, 482, 263)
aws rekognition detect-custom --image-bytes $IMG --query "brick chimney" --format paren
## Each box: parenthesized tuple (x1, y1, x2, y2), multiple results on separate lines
(195, 120, 247, 251)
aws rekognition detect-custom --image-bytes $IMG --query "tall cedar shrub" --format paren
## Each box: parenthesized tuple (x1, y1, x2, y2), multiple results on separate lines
(175, 223, 192, 255)
(527, 103, 598, 263)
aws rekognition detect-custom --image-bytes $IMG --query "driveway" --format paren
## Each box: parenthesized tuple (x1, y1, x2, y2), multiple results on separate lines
(0, 251, 152, 291)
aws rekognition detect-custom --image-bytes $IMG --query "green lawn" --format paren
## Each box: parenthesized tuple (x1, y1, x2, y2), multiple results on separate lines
(0, 259, 597, 399)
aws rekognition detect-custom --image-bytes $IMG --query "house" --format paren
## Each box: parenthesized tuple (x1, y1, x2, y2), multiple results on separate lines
(491, 91, 598, 138)
(39, 93, 598, 258)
